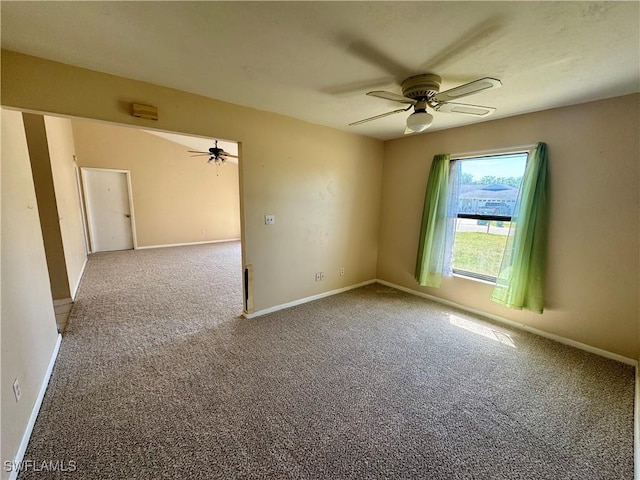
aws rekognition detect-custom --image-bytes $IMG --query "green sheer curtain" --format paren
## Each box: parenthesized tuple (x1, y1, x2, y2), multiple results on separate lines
(492, 142, 549, 313)
(415, 154, 452, 287)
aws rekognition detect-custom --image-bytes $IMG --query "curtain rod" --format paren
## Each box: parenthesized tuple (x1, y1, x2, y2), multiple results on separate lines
(450, 144, 537, 160)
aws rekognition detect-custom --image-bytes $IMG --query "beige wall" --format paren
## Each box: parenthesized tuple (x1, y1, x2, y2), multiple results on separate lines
(22, 113, 71, 300)
(71, 119, 240, 248)
(1, 50, 384, 314)
(1, 108, 60, 479)
(378, 94, 640, 359)
(45, 115, 88, 298)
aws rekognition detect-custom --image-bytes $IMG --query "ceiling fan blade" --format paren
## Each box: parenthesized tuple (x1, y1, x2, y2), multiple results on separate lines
(188, 150, 209, 154)
(349, 106, 412, 126)
(190, 153, 211, 157)
(219, 153, 239, 159)
(433, 102, 496, 117)
(366, 91, 416, 104)
(432, 77, 501, 102)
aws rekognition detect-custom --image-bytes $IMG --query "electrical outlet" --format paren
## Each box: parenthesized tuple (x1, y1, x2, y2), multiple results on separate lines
(320, 272, 325, 281)
(315, 272, 321, 282)
(340, 267, 345, 276)
(265, 214, 275, 225)
(13, 378, 21, 402)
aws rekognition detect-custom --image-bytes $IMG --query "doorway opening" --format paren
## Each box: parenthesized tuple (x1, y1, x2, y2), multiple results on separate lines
(16, 111, 245, 331)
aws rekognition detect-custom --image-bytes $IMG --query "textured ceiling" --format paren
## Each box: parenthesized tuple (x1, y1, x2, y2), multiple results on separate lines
(2, 1, 639, 140)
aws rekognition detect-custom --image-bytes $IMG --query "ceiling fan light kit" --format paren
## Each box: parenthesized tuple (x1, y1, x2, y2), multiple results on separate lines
(406, 110, 433, 133)
(349, 73, 502, 135)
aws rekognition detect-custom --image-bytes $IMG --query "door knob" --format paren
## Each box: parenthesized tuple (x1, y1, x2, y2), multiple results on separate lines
(125, 214, 131, 218)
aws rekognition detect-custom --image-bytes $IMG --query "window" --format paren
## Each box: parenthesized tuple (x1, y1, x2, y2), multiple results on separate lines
(450, 152, 528, 283)
(415, 143, 547, 311)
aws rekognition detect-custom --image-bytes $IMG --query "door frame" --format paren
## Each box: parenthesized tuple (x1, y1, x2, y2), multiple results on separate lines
(80, 167, 137, 253)
(73, 159, 90, 254)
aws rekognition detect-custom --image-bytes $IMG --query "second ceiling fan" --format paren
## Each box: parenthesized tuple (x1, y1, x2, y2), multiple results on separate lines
(188, 140, 238, 166)
(349, 74, 502, 134)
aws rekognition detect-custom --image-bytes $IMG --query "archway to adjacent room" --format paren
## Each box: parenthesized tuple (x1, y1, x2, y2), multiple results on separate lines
(9, 108, 246, 331)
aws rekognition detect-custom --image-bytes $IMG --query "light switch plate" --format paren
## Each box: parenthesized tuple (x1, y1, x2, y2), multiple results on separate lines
(13, 378, 21, 402)
(265, 214, 275, 225)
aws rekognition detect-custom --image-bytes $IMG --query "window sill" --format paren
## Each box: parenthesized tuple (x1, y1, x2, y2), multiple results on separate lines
(452, 273, 496, 286)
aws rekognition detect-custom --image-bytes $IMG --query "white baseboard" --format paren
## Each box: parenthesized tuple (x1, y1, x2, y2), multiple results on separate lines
(135, 238, 240, 250)
(243, 280, 376, 319)
(635, 365, 639, 480)
(375, 279, 637, 367)
(8, 333, 62, 480)
(71, 256, 88, 300)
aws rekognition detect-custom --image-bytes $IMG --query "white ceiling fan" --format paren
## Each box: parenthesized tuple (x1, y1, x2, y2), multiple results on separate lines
(349, 74, 502, 134)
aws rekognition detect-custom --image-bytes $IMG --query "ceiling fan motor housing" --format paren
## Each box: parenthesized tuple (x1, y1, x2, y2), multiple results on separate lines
(401, 74, 442, 101)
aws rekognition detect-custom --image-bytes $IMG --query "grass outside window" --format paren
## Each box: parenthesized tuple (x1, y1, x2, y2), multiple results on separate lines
(452, 221, 511, 280)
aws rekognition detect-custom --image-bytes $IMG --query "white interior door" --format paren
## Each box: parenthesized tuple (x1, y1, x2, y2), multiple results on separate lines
(82, 168, 134, 252)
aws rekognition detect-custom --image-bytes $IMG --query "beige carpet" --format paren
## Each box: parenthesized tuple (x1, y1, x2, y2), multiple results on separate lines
(19, 241, 634, 479)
